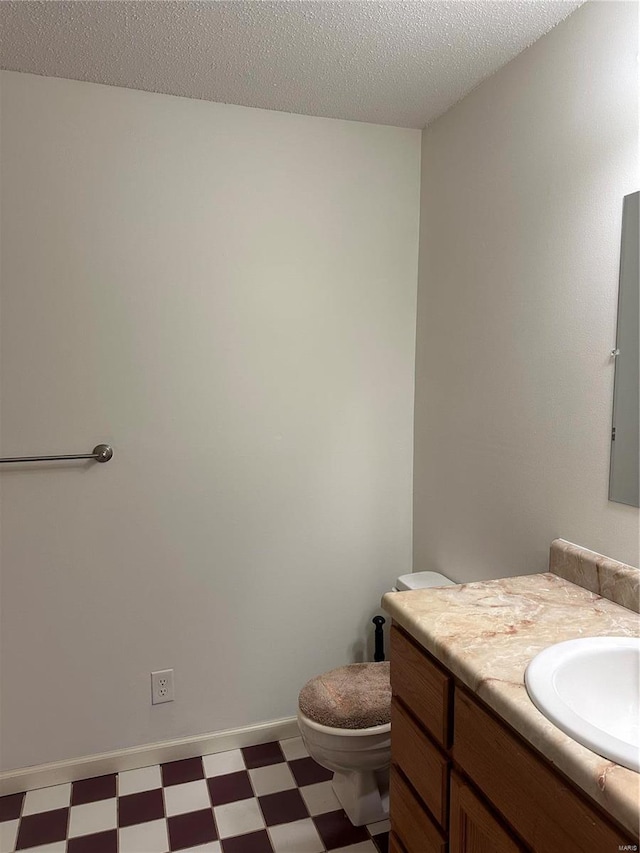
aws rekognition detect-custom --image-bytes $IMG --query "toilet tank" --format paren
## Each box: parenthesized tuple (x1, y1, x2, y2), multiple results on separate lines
(393, 570, 455, 591)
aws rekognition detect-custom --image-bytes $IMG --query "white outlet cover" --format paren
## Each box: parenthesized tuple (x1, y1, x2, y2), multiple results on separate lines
(151, 669, 174, 705)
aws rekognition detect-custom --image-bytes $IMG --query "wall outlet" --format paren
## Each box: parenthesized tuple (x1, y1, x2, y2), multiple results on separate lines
(151, 669, 174, 705)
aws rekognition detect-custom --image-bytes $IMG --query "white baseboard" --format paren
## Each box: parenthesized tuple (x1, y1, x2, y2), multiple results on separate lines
(0, 716, 300, 796)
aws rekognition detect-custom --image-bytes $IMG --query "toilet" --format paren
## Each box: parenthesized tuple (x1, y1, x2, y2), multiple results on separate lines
(297, 570, 455, 826)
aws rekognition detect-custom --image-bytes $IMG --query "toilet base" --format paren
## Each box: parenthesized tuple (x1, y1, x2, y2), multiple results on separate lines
(331, 766, 389, 826)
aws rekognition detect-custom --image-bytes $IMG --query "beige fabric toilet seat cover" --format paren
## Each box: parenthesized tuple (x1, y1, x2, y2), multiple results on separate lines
(298, 661, 391, 729)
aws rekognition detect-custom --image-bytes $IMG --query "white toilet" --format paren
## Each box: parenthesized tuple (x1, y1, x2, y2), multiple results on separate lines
(297, 570, 455, 826)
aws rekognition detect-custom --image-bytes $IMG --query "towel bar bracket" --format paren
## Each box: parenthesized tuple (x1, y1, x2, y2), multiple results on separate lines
(93, 444, 113, 463)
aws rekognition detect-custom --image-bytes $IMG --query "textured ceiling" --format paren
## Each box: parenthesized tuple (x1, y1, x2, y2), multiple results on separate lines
(0, 1, 583, 128)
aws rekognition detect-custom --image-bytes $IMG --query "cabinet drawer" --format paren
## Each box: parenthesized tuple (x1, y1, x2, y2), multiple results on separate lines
(390, 625, 451, 747)
(390, 766, 447, 853)
(450, 771, 525, 852)
(453, 687, 638, 852)
(391, 698, 448, 827)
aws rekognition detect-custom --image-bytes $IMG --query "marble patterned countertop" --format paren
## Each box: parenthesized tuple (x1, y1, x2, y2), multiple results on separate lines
(381, 540, 640, 838)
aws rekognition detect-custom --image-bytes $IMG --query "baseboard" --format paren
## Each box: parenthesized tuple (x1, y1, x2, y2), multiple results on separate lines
(0, 716, 300, 796)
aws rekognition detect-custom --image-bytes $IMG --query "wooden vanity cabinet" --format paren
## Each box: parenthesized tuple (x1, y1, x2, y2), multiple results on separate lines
(389, 624, 638, 853)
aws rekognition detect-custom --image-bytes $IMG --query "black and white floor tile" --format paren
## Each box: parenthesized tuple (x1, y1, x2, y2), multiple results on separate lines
(0, 737, 389, 853)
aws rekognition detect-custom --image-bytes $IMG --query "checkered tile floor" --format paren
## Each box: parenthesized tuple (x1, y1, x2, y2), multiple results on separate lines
(0, 737, 389, 853)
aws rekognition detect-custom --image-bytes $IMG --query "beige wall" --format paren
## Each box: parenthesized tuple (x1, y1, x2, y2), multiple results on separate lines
(0, 72, 420, 770)
(415, 0, 640, 582)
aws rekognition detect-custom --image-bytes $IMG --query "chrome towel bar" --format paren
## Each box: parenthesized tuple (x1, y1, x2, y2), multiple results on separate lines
(0, 444, 113, 464)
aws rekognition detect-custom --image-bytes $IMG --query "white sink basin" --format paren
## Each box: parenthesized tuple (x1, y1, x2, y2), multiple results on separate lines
(525, 636, 640, 772)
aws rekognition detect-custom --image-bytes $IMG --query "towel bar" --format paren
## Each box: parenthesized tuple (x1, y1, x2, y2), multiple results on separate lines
(0, 444, 113, 464)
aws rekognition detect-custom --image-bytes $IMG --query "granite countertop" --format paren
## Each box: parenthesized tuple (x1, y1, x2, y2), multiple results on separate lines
(381, 540, 640, 838)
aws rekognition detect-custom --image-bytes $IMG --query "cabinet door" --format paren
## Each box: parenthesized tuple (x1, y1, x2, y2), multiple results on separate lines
(450, 772, 524, 853)
(453, 687, 638, 851)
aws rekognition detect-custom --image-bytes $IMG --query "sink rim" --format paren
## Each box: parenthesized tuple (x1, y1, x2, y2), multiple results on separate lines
(525, 636, 640, 773)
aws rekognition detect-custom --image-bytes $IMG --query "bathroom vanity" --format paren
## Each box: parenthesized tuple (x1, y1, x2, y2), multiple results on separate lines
(381, 540, 640, 853)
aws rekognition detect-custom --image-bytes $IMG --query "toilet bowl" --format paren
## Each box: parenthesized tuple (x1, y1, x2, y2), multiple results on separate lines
(297, 570, 455, 826)
(297, 710, 391, 826)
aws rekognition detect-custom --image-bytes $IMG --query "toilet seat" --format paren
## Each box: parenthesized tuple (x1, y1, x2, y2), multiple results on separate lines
(298, 710, 390, 743)
(299, 661, 391, 729)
